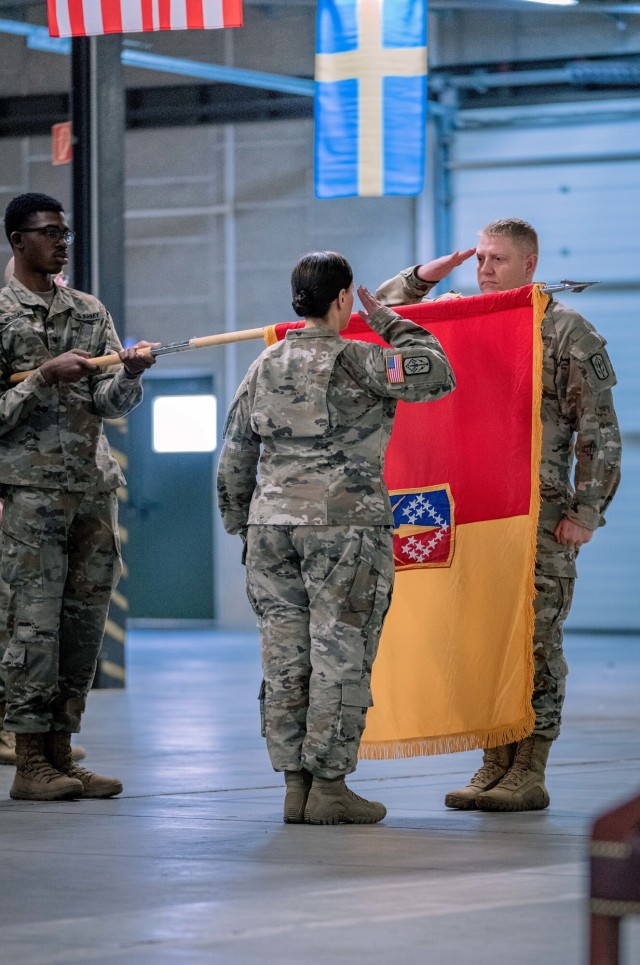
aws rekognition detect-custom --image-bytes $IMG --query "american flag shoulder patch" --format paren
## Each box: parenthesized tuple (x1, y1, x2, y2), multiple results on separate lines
(390, 484, 455, 570)
(386, 354, 405, 384)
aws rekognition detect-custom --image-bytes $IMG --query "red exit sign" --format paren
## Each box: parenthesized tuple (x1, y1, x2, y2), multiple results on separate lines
(52, 121, 72, 166)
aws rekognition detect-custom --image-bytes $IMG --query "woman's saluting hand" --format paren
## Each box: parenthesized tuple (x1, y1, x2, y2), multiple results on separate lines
(357, 285, 385, 322)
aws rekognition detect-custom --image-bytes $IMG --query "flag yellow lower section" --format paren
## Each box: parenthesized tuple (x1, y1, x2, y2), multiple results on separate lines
(360, 515, 536, 758)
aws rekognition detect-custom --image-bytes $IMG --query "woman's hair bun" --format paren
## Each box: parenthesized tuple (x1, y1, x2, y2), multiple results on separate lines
(292, 288, 313, 315)
(290, 252, 353, 319)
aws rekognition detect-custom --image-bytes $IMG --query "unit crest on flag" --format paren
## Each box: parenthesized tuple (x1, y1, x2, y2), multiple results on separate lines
(391, 485, 454, 570)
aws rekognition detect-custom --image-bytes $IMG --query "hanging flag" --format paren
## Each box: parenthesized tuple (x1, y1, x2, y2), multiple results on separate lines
(314, 0, 428, 199)
(265, 284, 547, 756)
(48, 0, 243, 38)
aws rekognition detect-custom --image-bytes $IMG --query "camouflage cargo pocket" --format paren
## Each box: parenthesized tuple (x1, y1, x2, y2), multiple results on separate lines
(0, 489, 60, 587)
(341, 530, 394, 630)
(1, 533, 44, 587)
(1, 643, 26, 670)
(338, 679, 373, 739)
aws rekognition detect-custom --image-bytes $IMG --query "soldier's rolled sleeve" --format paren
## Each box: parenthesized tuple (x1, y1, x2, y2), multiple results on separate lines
(375, 266, 435, 307)
(217, 387, 261, 535)
(566, 335, 621, 530)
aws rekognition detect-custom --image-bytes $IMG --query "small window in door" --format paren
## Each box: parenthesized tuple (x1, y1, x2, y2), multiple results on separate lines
(152, 395, 218, 453)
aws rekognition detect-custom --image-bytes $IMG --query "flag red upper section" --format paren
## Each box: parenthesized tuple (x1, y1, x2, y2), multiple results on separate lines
(271, 286, 539, 525)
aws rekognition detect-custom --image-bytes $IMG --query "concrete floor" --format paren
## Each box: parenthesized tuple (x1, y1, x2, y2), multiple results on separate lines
(0, 629, 638, 965)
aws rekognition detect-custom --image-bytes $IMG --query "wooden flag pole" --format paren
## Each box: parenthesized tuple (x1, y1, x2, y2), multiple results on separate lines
(8, 281, 597, 386)
(8, 326, 267, 385)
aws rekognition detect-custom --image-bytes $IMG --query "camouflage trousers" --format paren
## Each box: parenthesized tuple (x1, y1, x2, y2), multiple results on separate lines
(532, 572, 575, 740)
(245, 525, 395, 780)
(0, 487, 122, 733)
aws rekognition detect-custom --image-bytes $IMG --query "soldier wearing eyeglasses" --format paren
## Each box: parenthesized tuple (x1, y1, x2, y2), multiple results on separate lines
(0, 192, 156, 802)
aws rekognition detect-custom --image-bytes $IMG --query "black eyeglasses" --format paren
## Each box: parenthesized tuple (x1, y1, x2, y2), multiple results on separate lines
(17, 226, 75, 245)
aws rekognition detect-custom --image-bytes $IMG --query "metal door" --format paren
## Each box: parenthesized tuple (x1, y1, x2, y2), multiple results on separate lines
(125, 373, 216, 621)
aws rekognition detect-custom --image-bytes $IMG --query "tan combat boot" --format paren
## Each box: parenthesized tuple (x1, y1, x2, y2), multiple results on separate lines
(0, 702, 14, 763)
(0, 726, 17, 765)
(0, 699, 85, 764)
(0, 702, 18, 764)
(444, 744, 516, 810)
(475, 735, 552, 812)
(304, 776, 387, 825)
(0, 727, 85, 765)
(283, 769, 313, 824)
(45, 732, 123, 799)
(10, 733, 84, 801)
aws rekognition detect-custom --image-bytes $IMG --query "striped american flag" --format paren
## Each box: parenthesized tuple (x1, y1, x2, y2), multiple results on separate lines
(386, 353, 405, 384)
(48, 0, 242, 38)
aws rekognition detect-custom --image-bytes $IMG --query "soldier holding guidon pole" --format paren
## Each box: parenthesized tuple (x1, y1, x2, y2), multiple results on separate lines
(0, 193, 156, 801)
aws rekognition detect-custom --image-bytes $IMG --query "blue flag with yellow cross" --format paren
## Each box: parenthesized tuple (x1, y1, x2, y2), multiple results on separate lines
(315, 0, 428, 198)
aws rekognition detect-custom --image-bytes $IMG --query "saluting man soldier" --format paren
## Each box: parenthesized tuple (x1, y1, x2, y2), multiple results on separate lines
(377, 218, 622, 812)
(0, 192, 157, 801)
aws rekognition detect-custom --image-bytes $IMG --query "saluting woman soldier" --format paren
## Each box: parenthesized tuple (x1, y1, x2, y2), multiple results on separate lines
(217, 251, 455, 825)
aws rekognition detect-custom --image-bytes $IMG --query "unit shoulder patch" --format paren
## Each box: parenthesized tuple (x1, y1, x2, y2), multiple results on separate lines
(591, 353, 609, 381)
(403, 355, 431, 376)
(569, 331, 617, 391)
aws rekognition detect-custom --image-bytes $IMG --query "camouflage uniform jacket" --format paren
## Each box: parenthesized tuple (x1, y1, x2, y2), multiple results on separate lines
(376, 267, 622, 577)
(217, 306, 456, 533)
(0, 277, 144, 492)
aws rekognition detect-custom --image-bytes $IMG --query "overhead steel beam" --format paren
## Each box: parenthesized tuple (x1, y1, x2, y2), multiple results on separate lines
(0, 18, 315, 96)
(0, 84, 313, 137)
(0, 90, 68, 135)
(431, 59, 640, 92)
(122, 48, 314, 96)
(3, 15, 640, 107)
(429, 0, 640, 11)
(449, 149, 640, 169)
(1, 57, 637, 141)
(126, 83, 313, 126)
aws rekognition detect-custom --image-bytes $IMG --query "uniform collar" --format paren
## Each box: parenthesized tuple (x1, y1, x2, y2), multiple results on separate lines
(285, 326, 341, 340)
(7, 275, 75, 312)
